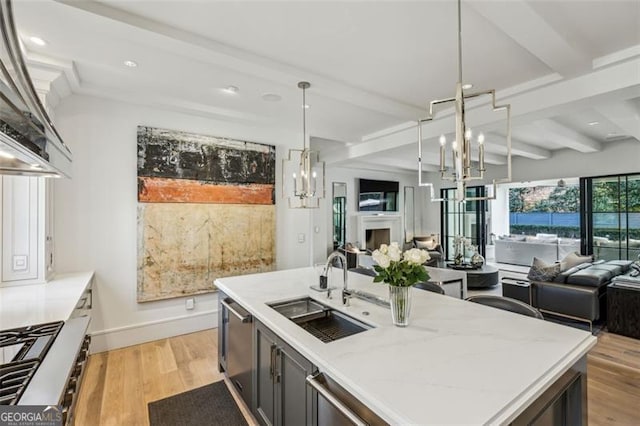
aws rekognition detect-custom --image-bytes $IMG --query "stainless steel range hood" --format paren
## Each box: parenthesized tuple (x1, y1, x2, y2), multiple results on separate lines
(0, 0, 72, 177)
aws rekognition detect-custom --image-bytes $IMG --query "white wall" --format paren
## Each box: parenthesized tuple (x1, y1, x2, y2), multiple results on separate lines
(490, 186, 510, 238)
(311, 165, 433, 264)
(54, 95, 313, 352)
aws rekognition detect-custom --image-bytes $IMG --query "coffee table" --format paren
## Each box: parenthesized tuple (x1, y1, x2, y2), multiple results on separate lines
(465, 264, 500, 289)
(436, 260, 500, 288)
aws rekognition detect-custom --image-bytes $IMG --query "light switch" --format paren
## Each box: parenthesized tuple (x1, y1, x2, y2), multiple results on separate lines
(13, 255, 27, 271)
(298, 233, 306, 243)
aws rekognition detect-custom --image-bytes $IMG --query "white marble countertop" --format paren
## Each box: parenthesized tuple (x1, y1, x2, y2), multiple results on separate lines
(0, 272, 94, 330)
(216, 267, 597, 425)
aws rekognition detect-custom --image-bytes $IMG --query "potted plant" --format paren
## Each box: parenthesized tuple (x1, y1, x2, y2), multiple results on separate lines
(371, 242, 430, 326)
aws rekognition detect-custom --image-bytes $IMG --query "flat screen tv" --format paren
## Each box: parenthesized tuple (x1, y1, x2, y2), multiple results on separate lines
(358, 179, 399, 212)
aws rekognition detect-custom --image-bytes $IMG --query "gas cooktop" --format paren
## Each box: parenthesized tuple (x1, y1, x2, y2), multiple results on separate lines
(0, 321, 63, 405)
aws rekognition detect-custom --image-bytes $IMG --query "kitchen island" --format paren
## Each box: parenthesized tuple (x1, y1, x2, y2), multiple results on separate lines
(215, 267, 596, 425)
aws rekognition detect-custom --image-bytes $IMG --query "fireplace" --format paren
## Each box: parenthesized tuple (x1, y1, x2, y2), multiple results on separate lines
(366, 228, 390, 251)
(356, 214, 402, 251)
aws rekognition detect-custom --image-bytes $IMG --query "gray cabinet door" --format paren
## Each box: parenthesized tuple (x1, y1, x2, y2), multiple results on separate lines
(277, 342, 315, 426)
(254, 321, 278, 426)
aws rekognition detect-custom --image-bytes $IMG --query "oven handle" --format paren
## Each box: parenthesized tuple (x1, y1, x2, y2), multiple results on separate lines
(306, 372, 367, 426)
(221, 299, 251, 323)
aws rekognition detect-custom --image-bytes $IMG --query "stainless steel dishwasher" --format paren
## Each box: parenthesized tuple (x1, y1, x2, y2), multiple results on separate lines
(220, 295, 253, 407)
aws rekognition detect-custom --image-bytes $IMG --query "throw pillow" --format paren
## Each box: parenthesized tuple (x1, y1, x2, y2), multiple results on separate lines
(415, 239, 437, 250)
(527, 257, 561, 282)
(561, 252, 593, 270)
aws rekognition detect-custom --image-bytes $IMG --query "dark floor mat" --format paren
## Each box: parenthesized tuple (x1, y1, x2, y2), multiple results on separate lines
(148, 381, 248, 426)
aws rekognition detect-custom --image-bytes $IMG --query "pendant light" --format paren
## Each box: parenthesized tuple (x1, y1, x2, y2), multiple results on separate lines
(282, 81, 325, 208)
(417, 0, 512, 203)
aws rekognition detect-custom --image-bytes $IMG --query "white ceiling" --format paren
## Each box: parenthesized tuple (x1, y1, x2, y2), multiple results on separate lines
(13, 0, 640, 172)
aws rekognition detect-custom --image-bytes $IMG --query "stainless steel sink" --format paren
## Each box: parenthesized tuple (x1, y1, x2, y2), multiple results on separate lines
(269, 297, 326, 320)
(268, 297, 373, 343)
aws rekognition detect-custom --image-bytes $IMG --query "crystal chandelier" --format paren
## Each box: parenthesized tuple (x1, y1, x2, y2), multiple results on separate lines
(283, 81, 325, 208)
(418, 0, 512, 203)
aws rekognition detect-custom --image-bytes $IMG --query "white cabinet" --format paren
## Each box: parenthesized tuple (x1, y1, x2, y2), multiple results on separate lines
(1, 176, 54, 284)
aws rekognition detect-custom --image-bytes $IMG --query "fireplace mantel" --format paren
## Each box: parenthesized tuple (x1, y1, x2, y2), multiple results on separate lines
(356, 214, 402, 250)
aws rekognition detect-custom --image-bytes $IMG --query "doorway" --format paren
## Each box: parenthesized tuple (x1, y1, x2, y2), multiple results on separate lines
(440, 186, 487, 261)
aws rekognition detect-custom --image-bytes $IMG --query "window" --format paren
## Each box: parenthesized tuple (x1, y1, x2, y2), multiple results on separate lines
(581, 173, 640, 261)
(508, 183, 580, 238)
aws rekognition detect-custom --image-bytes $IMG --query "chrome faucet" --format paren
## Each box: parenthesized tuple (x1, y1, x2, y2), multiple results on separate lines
(324, 251, 390, 308)
(324, 251, 349, 304)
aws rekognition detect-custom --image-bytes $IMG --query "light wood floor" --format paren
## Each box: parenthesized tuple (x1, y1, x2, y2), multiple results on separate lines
(587, 332, 640, 425)
(74, 329, 256, 426)
(75, 328, 640, 425)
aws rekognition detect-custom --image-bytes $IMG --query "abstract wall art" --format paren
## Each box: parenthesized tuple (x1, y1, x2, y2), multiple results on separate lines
(136, 126, 276, 302)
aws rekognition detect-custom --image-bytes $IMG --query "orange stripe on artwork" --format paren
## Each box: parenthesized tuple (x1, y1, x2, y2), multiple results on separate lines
(138, 177, 274, 204)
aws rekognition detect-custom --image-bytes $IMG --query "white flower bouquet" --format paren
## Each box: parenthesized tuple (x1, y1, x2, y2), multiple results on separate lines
(371, 242, 431, 287)
(453, 235, 471, 248)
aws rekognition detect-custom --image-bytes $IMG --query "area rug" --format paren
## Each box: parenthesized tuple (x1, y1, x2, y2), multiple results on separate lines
(148, 381, 248, 426)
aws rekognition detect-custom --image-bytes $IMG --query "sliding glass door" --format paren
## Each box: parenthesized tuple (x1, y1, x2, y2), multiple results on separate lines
(441, 186, 487, 261)
(581, 173, 640, 260)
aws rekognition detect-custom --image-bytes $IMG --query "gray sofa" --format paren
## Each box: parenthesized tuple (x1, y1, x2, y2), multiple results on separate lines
(495, 236, 580, 266)
(503, 259, 634, 328)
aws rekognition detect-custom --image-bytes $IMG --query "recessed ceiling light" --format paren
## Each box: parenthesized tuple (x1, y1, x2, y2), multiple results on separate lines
(462, 83, 473, 90)
(221, 85, 239, 94)
(0, 151, 15, 159)
(303, 104, 310, 109)
(587, 121, 599, 126)
(29, 36, 46, 46)
(261, 93, 281, 102)
(123, 60, 138, 68)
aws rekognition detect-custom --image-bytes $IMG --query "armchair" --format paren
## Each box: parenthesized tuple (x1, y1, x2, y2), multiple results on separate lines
(413, 235, 442, 266)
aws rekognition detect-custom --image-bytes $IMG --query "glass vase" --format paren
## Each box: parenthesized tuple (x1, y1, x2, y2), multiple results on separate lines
(454, 242, 463, 265)
(470, 246, 485, 268)
(389, 285, 412, 327)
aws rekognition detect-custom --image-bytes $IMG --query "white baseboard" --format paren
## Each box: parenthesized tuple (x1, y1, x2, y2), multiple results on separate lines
(90, 309, 218, 353)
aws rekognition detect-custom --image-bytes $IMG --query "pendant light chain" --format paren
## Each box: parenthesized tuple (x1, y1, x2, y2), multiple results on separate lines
(457, 0, 463, 84)
(298, 81, 310, 151)
(302, 84, 307, 150)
